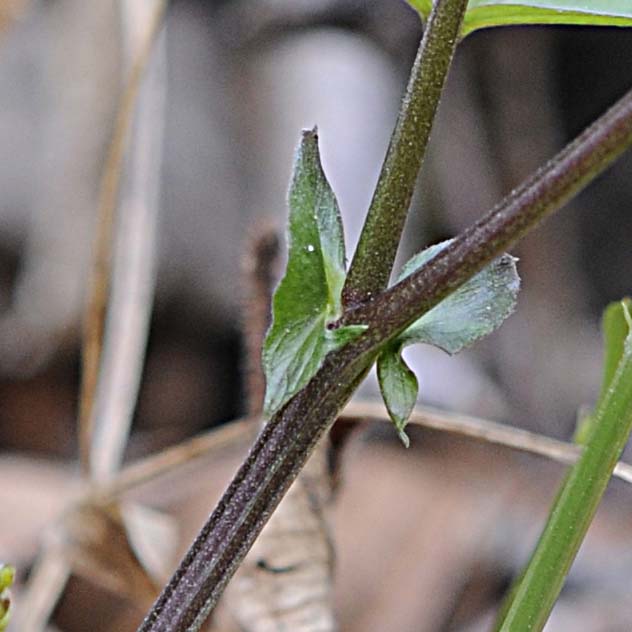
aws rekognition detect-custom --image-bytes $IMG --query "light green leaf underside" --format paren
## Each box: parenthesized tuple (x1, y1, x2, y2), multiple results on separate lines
(407, 0, 632, 37)
(377, 349, 419, 447)
(262, 129, 364, 418)
(396, 239, 520, 354)
(378, 239, 519, 445)
(264, 313, 329, 418)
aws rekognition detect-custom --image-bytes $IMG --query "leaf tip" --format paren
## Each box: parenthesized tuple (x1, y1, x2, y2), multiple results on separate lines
(301, 126, 319, 143)
(622, 299, 632, 355)
(622, 299, 632, 330)
(398, 429, 411, 448)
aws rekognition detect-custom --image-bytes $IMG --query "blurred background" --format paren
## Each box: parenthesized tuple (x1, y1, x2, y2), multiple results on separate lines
(1, 0, 632, 630)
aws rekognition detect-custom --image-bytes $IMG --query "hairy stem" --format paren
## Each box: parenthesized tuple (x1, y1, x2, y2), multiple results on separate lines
(341, 86, 632, 333)
(138, 87, 632, 632)
(342, 0, 467, 307)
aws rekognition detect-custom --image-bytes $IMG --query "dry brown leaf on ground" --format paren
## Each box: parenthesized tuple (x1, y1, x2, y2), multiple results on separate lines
(14, 531, 71, 632)
(60, 502, 162, 606)
(0, 457, 78, 566)
(119, 502, 179, 587)
(333, 435, 513, 632)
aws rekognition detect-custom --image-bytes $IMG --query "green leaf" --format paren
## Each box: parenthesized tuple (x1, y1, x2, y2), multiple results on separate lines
(0, 567, 12, 593)
(0, 564, 14, 632)
(262, 129, 364, 417)
(377, 347, 419, 447)
(406, 0, 632, 37)
(395, 239, 520, 354)
(408, 0, 433, 16)
(376, 239, 518, 443)
(599, 297, 632, 406)
(493, 300, 632, 631)
(575, 297, 632, 445)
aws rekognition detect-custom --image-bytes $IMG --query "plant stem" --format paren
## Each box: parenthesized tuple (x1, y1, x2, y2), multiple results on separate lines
(340, 86, 632, 333)
(138, 87, 632, 632)
(342, 0, 467, 308)
(493, 306, 632, 632)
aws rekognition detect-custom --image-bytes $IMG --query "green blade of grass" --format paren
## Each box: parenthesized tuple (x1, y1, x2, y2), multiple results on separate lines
(575, 297, 632, 445)
(494, 301, 632, 631)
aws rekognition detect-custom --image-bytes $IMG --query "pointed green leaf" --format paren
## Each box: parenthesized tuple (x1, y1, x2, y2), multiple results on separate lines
(407, 0, 632, 37)
(599, 298, 632, 406)
(494, 300, 632, 630)
(395, 239, 519, 354)
(575, 298, 632, 445)
(262, 129, 363, 417)
(377, 347, 419, 447)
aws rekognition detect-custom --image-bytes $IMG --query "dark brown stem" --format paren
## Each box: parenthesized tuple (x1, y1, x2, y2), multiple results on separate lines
(342, 0, 468, 307)
(138, 86, 632, 632)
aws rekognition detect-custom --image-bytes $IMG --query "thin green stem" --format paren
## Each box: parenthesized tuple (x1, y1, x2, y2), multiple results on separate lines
(340, 86, 632, 334)
(138, 87, 632, 632)
(494, 305, 632, 631)
(342, 0, 467, 307)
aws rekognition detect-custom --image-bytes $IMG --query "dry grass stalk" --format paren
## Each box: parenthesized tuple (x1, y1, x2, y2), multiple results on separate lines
(78, 0, 167, 476)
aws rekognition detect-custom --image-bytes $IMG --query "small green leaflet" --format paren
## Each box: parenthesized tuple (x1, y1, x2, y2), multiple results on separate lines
(377, 346, 418, 447)
(396, 240, 520, 353)
(378, 239, 520, 445)
(407, 0, 632, 38)
(262, 129, 367, 418)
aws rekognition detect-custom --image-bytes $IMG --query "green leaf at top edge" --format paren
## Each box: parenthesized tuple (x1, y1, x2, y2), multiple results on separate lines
(406, 0, 632, 37)
(377, 347, 419, 447)
(395, 239, 520, 355)
(408, 0, 432, 17)
(262, 129, 362, 418)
